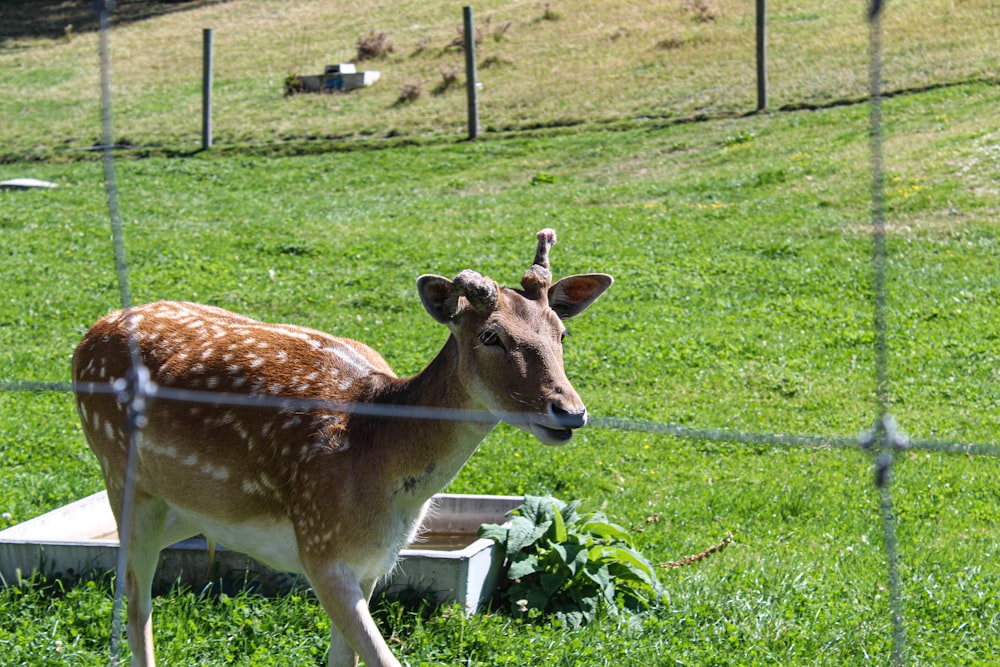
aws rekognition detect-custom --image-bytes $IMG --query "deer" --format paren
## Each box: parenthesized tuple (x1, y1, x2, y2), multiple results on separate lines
(71, 229, 612, 667)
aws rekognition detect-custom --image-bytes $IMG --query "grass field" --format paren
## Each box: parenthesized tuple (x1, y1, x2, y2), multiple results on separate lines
(2, 1, 1000, 665)
(1, 0, 998, 161)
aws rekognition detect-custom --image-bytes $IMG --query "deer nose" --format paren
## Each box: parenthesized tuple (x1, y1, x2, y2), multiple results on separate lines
(548, 403, 587, 430)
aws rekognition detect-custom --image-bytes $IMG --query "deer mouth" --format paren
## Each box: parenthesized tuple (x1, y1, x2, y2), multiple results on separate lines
(529, 422, 576, 446)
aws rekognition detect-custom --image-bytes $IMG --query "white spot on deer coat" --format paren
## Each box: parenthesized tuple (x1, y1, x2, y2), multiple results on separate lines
(201, 463, 230, 481)
(242, 479, 264, 496)
(324, 344, 374, 377)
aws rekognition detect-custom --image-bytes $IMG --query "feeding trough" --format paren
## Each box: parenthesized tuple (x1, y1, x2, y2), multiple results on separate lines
(294, 63, 381, 94)
(0, 491, 520, 613)
(0, 178, 57, 190)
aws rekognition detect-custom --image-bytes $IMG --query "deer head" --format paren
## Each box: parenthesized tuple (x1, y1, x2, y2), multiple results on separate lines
(416, 229, 612, 445)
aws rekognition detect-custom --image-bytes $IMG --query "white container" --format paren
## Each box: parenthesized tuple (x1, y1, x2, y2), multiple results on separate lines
(0, 491, 520, 613)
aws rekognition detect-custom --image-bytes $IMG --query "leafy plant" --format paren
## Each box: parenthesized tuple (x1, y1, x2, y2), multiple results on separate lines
(478, 496, 663, 627)
(283, 72, 304, 97)
(723, 130, 756, 148)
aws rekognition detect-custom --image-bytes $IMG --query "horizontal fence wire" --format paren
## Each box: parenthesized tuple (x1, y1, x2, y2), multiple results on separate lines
(4, 379, 1000, 459)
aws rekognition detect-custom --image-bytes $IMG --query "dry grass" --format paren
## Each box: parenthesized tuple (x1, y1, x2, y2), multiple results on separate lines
(0, 0, 997, 157)
(432, 66, 461, 96)
(356, 29, 394, 62)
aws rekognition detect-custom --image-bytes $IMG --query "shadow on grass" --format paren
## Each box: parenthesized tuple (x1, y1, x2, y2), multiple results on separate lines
(0, 0, 227, 49)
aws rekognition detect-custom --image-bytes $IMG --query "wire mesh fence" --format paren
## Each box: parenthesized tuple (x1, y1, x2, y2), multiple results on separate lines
(2, 1, 1000, 665)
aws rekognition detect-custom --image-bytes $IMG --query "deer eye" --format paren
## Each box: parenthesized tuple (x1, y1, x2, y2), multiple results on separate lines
(478, 330, 503, 347)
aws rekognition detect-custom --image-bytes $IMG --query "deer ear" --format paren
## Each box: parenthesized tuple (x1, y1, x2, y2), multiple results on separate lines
(418, 274, 460, 324)
(548, 274, 614, 320)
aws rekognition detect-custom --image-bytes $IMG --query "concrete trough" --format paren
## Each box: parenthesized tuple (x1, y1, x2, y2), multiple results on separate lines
(0, 491, 520, 613)
(298, 63, 381, 93)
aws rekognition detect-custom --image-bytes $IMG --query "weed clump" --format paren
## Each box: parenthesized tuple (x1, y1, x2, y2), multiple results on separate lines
(357, 30, 394, 61)
(432, 67, 461, 96)
(284, 72, 304, 97)
(443, 15, 510, 52)
(540, 2, 561, 21)
(486, 16, 513, 42)
(395, 82, 423, 105)
(480, 55, 514, 69)
(411, 35, 432, 57)
(684, 0, 720, 23)
(444, 26, 482, 52)
(657, 33, 686, 50)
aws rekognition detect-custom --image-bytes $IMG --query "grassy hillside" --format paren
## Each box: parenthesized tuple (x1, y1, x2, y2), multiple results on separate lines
(1, 0, 998, 161)
(1, 79, 999, 663)
(1, 1, 999, 664)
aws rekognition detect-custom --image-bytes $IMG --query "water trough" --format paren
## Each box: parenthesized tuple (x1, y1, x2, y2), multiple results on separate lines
(0, 492, 521, 613)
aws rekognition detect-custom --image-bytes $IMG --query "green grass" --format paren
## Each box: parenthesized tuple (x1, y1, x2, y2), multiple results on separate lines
(1, 79, 999, 664)
(1, 0, 998, 162)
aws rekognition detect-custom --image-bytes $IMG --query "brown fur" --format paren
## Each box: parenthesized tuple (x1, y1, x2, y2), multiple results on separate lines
(72, 231, 612, 667)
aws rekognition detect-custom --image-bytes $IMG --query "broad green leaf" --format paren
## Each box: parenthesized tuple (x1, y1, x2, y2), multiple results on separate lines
(551, 498, 568, 542)
(582, 561, 612, 592)
(540, 569, 571, 596)
(505, 515, 539, 555)
(600, 545, 660, 589)
(562, 499, 583, 525)
(477, 523, 508, 544)
(508, 553, 541, 579)
(579, 516, 634, 543)
(551, 542, 589, 575)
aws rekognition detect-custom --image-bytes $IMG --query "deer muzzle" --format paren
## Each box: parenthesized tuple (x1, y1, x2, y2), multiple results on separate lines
(528, 402, 588, 445)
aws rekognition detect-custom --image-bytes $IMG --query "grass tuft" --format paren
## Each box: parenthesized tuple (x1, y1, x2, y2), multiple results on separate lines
(356, 29, 394, 61)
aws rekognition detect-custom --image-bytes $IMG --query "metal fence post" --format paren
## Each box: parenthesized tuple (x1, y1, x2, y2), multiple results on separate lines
(202, 28, 213, 149)
(756, 0, 767, 111)
(463, 7, 479, 140)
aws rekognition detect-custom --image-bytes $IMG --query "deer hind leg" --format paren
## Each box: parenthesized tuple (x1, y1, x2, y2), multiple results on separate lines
(310, 566, 400, 667)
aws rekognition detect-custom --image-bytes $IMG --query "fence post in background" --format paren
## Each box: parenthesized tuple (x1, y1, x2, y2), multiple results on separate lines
(202, 28, 214, 149)
(755, 0, 767, 111)
(463, 6, 479, 140)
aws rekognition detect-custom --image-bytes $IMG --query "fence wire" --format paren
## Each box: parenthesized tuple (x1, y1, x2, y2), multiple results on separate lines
(866, 2, 907, 663)
(93, 2, 150, 663)
(0, 1, 996, 666)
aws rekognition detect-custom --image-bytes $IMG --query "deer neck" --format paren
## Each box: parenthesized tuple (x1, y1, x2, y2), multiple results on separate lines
(363, 335, 498, 500)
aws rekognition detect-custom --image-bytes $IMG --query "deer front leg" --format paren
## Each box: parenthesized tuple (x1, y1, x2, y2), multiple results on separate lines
(120, 492, 169, 667)
(311, 565, 400, 667)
